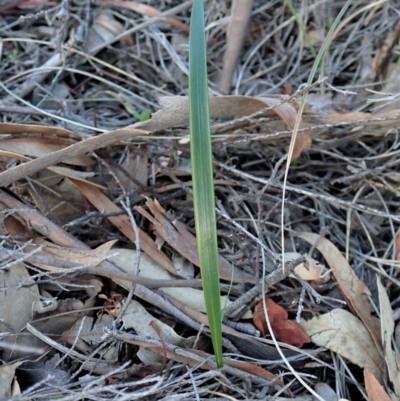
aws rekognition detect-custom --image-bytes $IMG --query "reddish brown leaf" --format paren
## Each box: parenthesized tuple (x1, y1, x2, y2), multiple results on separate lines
(364, 367, 392, 401)
(69, 179, 176, 275)
(136, 199, 256, 284)
(395, 232, 400, 261)
(253, 299, 311, 348)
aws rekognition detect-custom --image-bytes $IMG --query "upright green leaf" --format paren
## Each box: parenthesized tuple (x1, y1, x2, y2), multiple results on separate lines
(188, 0, 223, 368)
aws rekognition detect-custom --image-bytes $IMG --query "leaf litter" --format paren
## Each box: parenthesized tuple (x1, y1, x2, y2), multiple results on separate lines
(1, 0, 400, 400)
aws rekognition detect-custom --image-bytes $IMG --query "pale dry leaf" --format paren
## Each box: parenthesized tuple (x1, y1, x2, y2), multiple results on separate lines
(83, 12, 133, 54)
(95, 13, 134, 47)
(172, 255, 194, 279)
(121, 300, 194, 365)
(283, 252, 330, 282)
(313, 383, 338, 401)
(0, 262, 42, 362)
(0, 262, 40, 333)
(63, 315, 117, 360)
(295, 232, 382, 350)
(364, 366, 392, 401)
(0, 362, 23, 398)
(377, 277, 400, 398)
(107, 248, 251, 317)
(34, 297, 95, 336)
(300, 308, 382, 379)
(23, 238, 118, 271)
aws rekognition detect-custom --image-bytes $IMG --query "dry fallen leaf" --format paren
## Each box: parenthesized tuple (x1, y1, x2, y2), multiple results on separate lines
(63, 315, 117, 361)
(70, 178, 177, 275)
(0, 137, 94, 166)
(137, 198, 256, 283)
(377, 277, 400, 399)
(283, 252, 330, 283)
(133, 96, 311, 160)
(107, 248, 247, 317)
(295, 232, 382, 350)
(101, 0, 189, 33)
(254, 298, 311, 348)
(301, 308, 382, 379)
(364, 367, 392, 401)
(0, 262, 41, 362)
(82, 11, 134, 55)
(121, 300, 194, 366)
(0, 362, 23, 398)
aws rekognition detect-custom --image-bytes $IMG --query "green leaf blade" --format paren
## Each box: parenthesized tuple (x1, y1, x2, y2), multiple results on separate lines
(189, 0, 223, 368)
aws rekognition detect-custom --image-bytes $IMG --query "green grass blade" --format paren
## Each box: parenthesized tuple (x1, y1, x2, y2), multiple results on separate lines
(284, 0, 317, 58)
(189, 0, 223, 368)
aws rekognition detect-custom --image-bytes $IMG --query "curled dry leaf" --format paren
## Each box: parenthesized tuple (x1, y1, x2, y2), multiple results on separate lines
(295, 232, 382, 350)
(300, 308, 382, 379)
(253, 299, 311, 348)
(132, 96, 311, 160)
(283, 252, 330, 283)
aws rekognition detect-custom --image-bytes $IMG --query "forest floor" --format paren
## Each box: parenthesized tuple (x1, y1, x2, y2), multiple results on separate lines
(1, 1, 400, 400)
